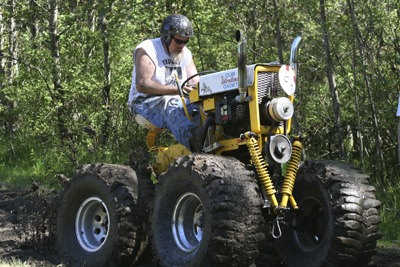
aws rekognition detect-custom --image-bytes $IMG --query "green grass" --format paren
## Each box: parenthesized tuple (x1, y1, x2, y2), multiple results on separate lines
(0, 140, 137, 190)
(0, 158, 62, 190)
(0, 162, 43, 188)
(376, 183, 400, 244)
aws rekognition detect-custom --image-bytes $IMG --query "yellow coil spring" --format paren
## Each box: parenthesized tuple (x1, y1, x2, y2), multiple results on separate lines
(247, 136, 278, 207)
(280, 140, 302, 208)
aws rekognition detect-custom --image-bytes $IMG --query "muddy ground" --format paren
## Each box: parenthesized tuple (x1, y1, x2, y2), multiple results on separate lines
(1, 185, 400, 266)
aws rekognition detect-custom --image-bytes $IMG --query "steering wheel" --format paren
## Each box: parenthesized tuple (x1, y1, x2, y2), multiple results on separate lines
(180, 70, 217, 93)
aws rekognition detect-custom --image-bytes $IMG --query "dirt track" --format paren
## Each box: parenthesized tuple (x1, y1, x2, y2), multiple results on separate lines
(1, 186, 400, 266)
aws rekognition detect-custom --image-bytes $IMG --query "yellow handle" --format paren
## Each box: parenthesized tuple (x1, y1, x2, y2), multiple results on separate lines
(174, 73, 191, 120)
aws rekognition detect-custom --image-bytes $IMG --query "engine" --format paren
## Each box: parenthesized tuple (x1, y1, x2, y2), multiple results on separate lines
(215, 92, 250, 137)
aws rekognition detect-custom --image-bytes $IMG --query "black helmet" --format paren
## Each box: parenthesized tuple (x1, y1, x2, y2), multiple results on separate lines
(161, 14, 194, 45)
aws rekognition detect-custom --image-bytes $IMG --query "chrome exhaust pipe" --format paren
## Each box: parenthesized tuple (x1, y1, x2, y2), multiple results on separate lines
(235, 30, 247, 103)
(289, 36, 302, 77)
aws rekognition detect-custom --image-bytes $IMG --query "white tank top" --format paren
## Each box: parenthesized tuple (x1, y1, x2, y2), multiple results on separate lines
(128, 37, 192, 105)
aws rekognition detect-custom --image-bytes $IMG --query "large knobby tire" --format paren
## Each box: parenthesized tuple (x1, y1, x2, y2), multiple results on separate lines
(57, 163, 153, 267)
(274, 160, 381, 267)
(151, 154, 266, 267)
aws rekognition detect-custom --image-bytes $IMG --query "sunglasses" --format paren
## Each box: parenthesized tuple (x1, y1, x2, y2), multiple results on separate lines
(172, 36, 189, 45)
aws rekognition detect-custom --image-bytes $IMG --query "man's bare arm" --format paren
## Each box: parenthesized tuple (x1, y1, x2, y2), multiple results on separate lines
(135, 48, 178, 95)
(186, 57, 199, 86)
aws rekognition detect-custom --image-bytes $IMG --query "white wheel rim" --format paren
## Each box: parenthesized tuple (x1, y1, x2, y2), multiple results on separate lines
(172, 192, 204, 252)
(75, 197, 110, 252)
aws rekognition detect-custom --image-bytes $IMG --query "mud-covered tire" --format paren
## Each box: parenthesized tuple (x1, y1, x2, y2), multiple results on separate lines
(56, 163, 152, 266)
(151, 154, 265, 267)
(274, 160, 381, 267)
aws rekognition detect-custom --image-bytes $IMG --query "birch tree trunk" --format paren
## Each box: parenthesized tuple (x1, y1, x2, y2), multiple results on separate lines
(99, 3, 111, 145)
(0, 3, 5, 88)
(352, 41, 365, 167)
(319, 0, 344, 158)
(347, 0, 385, 182)
(88, 0, 96, 32)
(0, 2, 6, 134)
(49, 0, 67, 141)
(82, 0, 96, 63)
(29, 0, 39, 41)
(273, 0, 284, 64)
(49, 0, 61, 91)
(8, 0, 18, 85)
(2, 0, 19, 156)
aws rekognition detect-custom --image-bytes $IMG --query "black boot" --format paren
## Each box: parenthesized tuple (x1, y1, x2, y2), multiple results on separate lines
(189, 117, 215, 152)
(189, 125, 206, 152)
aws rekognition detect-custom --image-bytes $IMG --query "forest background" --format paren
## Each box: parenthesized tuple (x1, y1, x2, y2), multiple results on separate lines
(0, 0, 399, 244)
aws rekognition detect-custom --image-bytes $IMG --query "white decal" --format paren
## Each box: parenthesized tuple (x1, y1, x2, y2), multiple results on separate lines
(278, 65, 296, 96)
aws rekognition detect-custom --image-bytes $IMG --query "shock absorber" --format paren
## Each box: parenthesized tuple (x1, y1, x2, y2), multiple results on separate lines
(280, 138, 303, 209)
(244, 132, 279, 208)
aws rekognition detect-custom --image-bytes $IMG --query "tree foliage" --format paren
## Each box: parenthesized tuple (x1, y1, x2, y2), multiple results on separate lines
(0, 1, 399, 188)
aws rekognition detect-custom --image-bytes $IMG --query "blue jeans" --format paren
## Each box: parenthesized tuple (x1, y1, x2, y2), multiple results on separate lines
(131, 95, 198, 149)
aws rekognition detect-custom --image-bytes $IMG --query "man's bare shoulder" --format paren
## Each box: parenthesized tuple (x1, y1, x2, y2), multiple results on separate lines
(135, 47, 148, 58)
(135, 48, 154, 68)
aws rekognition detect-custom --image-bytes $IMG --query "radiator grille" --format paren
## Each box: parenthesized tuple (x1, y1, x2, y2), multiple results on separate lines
(257, 72, 284, 104)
